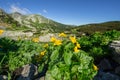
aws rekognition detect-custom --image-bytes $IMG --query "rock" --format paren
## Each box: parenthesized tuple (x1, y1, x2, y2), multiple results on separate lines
(35, 76, 45, 80)
(98, 58, 113, 71)
(115, 66, 120, 75)
(16, 64, 38, 80)
(39, 33, 59, 42)
(109, 40, 120, 64)
(94, 71, 120, 80)
(0, 75, 7, 80)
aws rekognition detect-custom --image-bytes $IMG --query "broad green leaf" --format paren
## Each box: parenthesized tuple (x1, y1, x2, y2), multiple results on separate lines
(45, 71, 55, 80)
(71, 65, 79, 74)
(50, 49, 59, 61)
(64, 51, 73, 65)
(51, 66, 61, 80)
(63, 71, 70, 80)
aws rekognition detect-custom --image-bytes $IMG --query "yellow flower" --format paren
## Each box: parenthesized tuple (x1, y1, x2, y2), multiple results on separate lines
(59, 33, 67, 37)
(76, 42, 81, 48)
(74, 46, 79, 53)
(32, 38, 39, 42)
(54, 39, 62, 46)
(0, 29, 4, 35)
(40, 50, 46, 56)
(17, 36, 21, 40)
(50, 37, 62, 46)
(44, 43, 48, 48)
(93, 64, 98, 71)
(50, 37, 57, 42)
(69, 36, 77, 43)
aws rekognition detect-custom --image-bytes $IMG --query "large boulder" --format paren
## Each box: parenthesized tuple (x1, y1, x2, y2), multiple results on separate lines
(94, 71, 120, 80)
(98, 58, 113, 71)
(0, 75, 7, 80)
(109, 40, 120, 64)
(16, 64, 38, 80)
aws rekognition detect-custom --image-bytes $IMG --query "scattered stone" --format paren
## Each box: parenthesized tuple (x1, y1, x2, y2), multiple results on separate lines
(98, 58, 113, 71)
(109, 40, 120, 64)
(35, 76, 45, 80)
(115, 66, 120, 75)
(39, 33, 59, 42)
(94, 71, 120, 80)
(1, 31, 33, 40)
(16, 64, 38, 80)
(0, 75, 7, 80)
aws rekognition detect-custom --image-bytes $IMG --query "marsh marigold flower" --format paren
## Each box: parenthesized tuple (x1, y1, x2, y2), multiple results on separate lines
(50, 37, 57, 42)
(76, 42, 81, 48)
(54, 39, 62, 46)
(32, 38, 39, 42)
(40, 50, 46, 56)
(74, 46, 79, 53)
(93, 64, 98, 71)
(69, 36, 77, 43)
(44, 43, 48, 48)
(59, 33, 67, 37)
(0, 29, 4, 35)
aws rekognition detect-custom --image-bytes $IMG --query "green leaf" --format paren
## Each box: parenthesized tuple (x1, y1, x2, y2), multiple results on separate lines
(71, 65, 79, 74)
(50, 50, 59, 61)
(51, 66, 61, 79)
(64, 51, 73, 65)
(63, 71, 71, 80)
(45, 71, 55, 80)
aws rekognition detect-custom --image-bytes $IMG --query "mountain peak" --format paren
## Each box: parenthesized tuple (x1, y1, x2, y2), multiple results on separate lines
(12, 12, 23, 15)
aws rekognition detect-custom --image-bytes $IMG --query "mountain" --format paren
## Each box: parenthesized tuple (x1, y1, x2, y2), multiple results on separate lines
(0, 8, 71, 34)
(0, 9, 20, 29)
(72, 21, 120, 35)
(10, 12, 71, 33)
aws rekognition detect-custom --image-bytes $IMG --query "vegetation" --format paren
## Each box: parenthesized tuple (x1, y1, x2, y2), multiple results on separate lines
(0, 29, 120, 79)
(72, 21, 120, 35)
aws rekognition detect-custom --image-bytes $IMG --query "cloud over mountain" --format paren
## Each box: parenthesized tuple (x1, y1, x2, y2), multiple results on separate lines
(9, 4, 31, 14)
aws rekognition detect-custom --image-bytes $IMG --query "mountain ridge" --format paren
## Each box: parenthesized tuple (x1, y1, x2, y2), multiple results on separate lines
(0, 8, 120, 35)
(72, 21, 120, 35)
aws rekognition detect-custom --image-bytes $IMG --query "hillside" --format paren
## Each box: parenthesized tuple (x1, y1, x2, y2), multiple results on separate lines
(1, 8, 120, 37)
(0, 9, 19, 29)
(72, 21, 120, 35)
(10, 12, 71, 33)
(0, 8, 71, 34)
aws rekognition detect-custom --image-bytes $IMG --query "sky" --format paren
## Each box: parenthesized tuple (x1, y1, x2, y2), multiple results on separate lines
(0, 0, 120, 25)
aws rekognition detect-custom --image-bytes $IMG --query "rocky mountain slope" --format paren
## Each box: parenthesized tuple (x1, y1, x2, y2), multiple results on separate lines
(0, 8, 71, 33)
(10, 12, 71, 33)
(0, 9, 21, 29)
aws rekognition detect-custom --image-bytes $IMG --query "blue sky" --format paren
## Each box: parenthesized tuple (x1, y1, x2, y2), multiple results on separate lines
(0, 0, 120, 25)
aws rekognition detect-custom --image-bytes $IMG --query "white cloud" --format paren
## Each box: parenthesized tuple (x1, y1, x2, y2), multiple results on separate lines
(9, 4, 31, 14)
(43, 9, 48, 13)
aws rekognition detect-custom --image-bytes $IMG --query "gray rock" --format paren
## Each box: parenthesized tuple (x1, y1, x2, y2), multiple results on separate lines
(16, 64, 38, 80)
(0, 75, 7, 80)
(115, 66, 120, 75)
(35, 76, 45, 80)
(99, 58, 113, 70)
(94, 71, 120, 80)
(109, 40, 120, 64)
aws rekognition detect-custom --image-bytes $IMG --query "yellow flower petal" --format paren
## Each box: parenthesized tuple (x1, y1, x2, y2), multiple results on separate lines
(50, 37, 57, 42)
(54, 39, 62, 46)
(76, 42, 81, 48)
(40, 50, 46, 56)
(0, 29, 4, 35)
(59, 33, 67, 37)
(69, 36, 77, 43)
(44, 43, 48, 48)
(93, 64, 98, 71)
(32, 38, 39, 42)
(74, 46, 79, 53)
